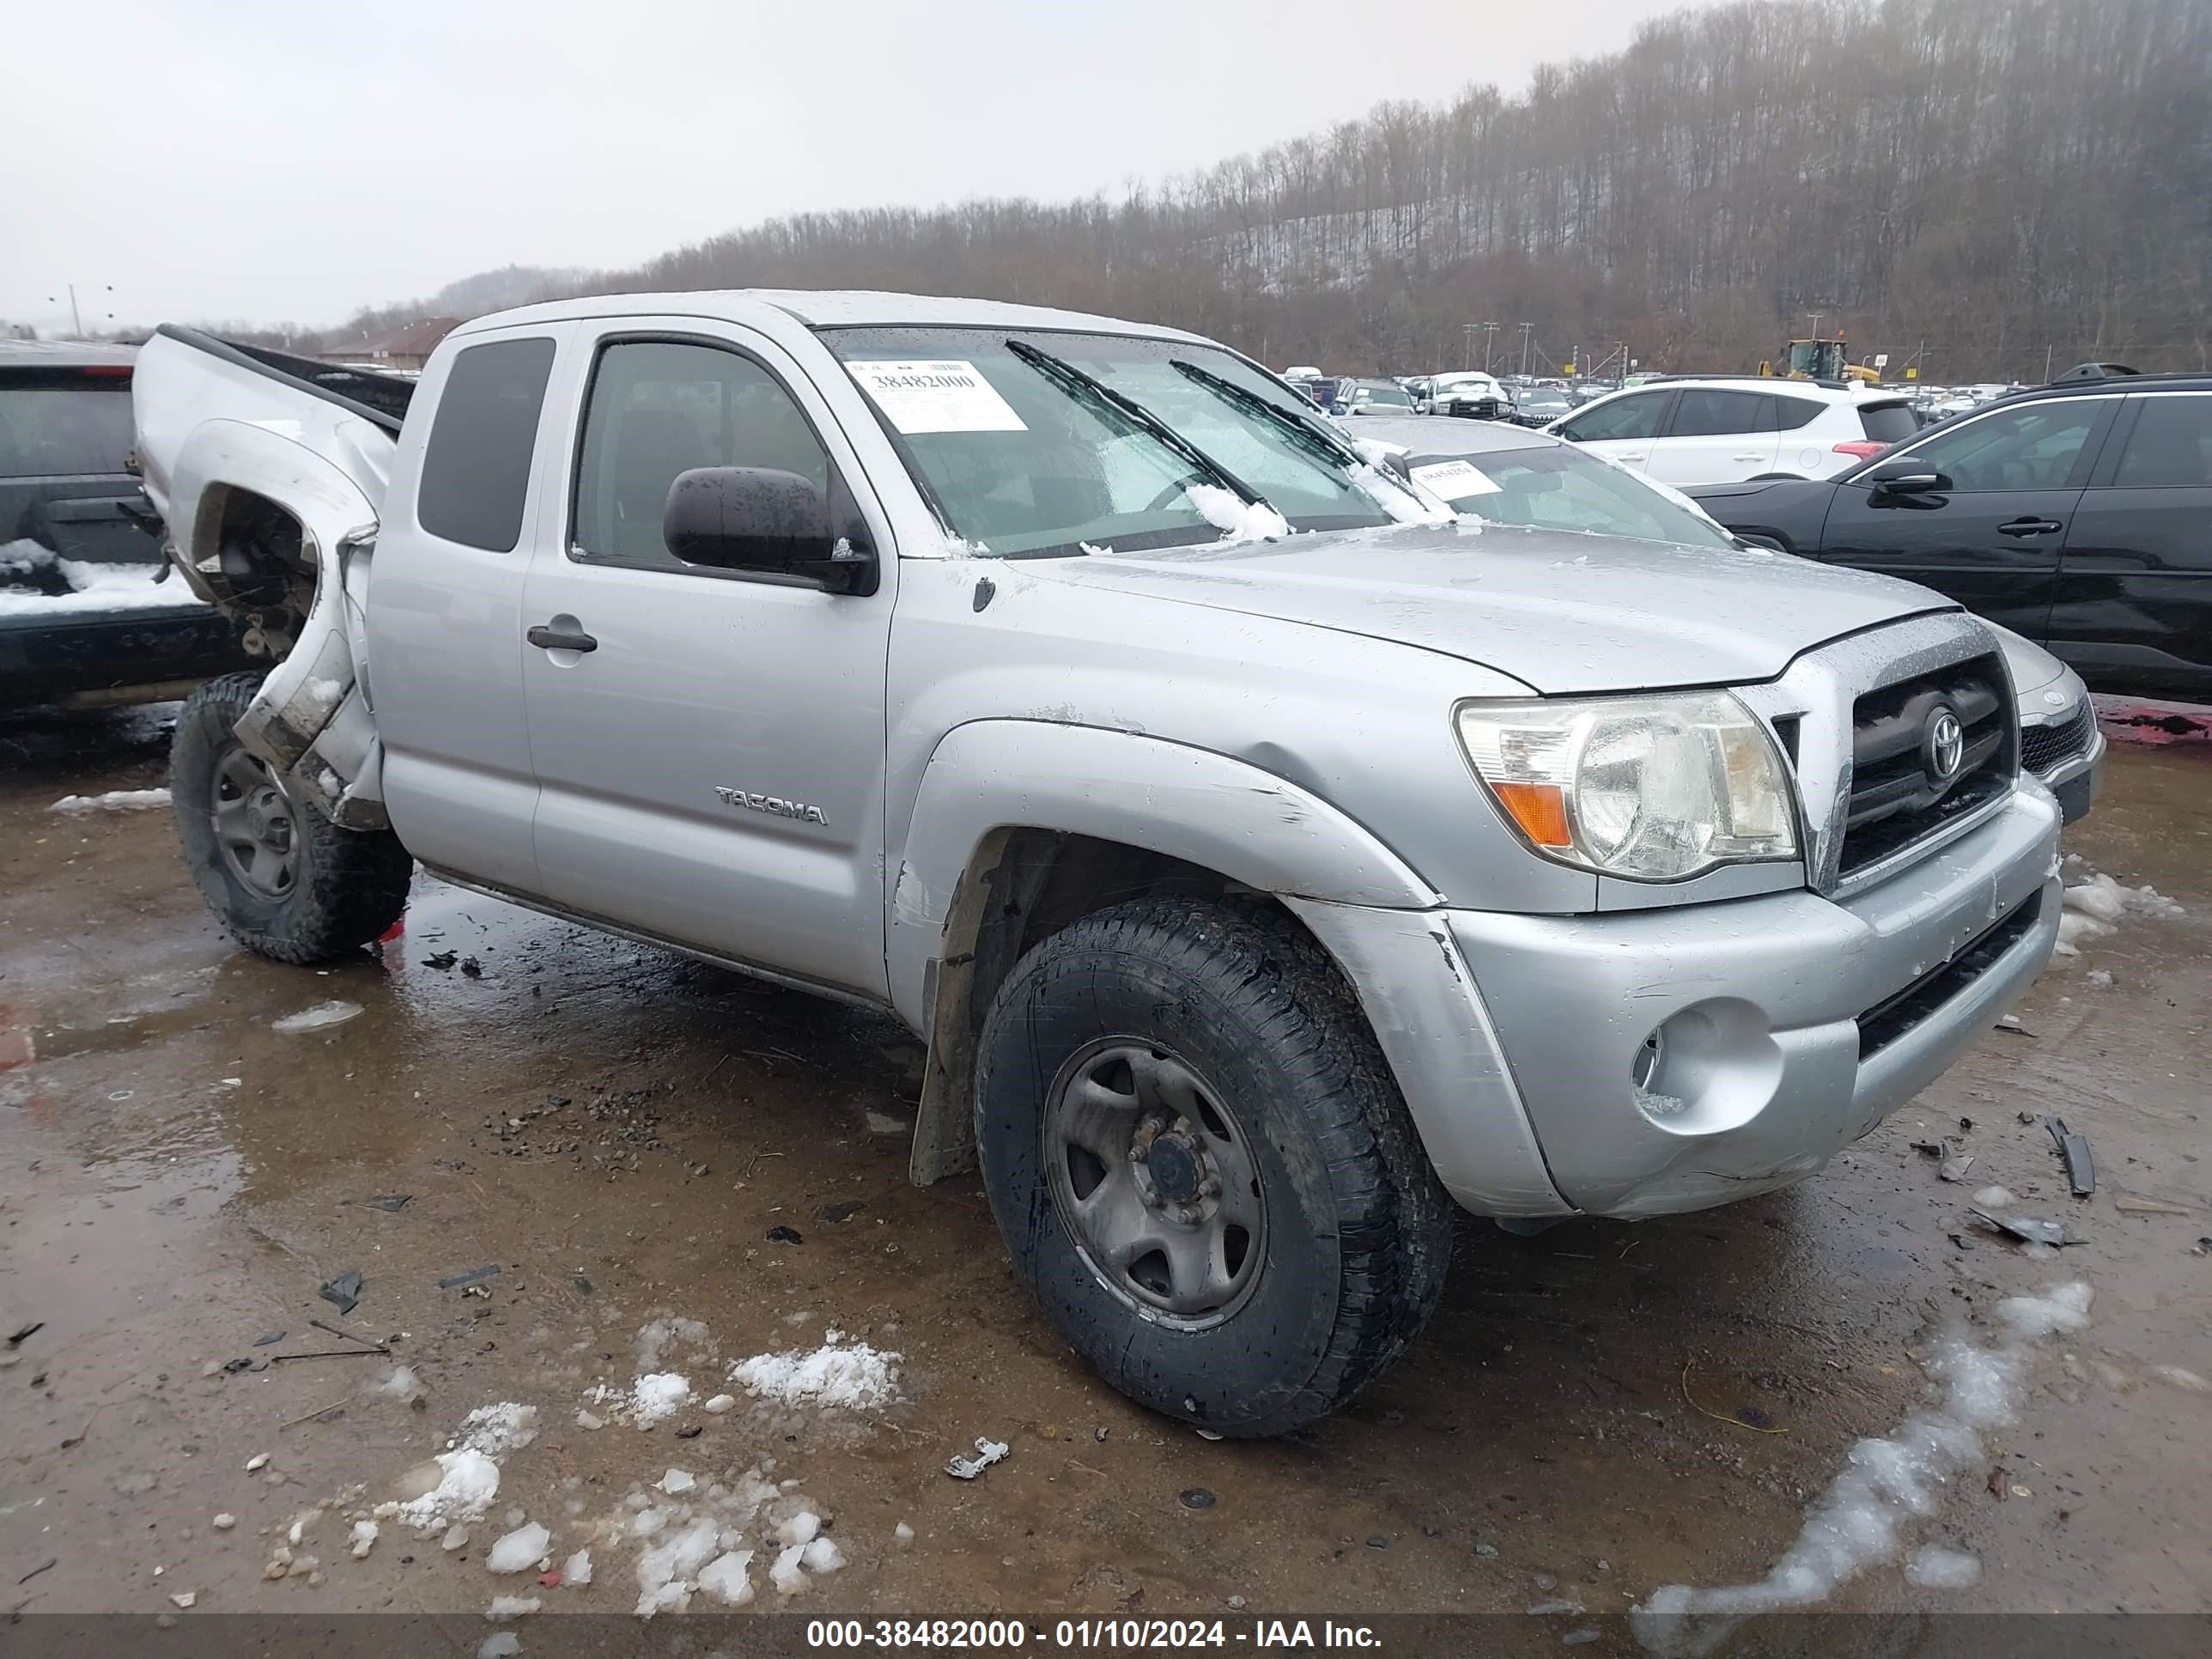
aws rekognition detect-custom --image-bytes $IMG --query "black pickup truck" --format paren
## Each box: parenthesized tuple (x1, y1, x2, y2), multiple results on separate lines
(1, 340, 252, 710)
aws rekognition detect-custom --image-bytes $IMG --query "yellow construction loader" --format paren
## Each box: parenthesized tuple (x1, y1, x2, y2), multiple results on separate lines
(1759, 337, 1881, 383)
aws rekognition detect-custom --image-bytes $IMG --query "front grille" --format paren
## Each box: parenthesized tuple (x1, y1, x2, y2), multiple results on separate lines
(2021, 702, 2096, 778)
(1836, 653, 2014, 878)
(1857, 891, 2044, 1058)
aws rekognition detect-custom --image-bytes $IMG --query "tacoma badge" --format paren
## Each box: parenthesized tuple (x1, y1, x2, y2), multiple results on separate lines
(714, 787, 826, 825)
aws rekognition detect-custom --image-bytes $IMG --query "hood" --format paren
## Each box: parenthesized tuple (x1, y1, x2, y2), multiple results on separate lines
(1021, 521, 1956, 695)
(1986, 622, 2069, 701)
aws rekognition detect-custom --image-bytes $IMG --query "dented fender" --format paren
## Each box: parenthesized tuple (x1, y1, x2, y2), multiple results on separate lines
(132, 322, 404, 823)
(884, 719, 1440, 1030)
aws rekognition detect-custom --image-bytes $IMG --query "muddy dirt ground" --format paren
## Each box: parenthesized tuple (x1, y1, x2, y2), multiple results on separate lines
(2, 705, 2207, 1634)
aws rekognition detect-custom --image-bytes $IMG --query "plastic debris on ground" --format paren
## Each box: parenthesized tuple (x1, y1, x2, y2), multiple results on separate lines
(483, 1595, 540, 1621)
(275, 1001, 365, 1035)
(316, 1271, 365, 1315)
(1972, 1209, 2073, 1248)
(945, 1437, 1010, 1480)
(49, 788, 173, 815)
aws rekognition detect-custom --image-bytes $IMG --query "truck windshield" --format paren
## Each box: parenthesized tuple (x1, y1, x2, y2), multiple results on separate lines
(823, 326, 1404, 556)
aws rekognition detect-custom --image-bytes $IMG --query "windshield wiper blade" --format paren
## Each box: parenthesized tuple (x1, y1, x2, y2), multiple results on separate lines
(1168, 358, 1368, 475)
(1003, 338, 1265, 508)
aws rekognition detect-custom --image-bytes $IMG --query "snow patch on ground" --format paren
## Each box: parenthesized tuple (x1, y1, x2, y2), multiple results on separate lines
(1633, 1282, 2091, 1646)
(585, 1371, 692, 1428)
(1184, 484, 1289, 544)
(2055, 872, 2185, 957)
(727, 1335, 902, 1411)
(273, 1000, 364, 1034)
(1904, 1546, 1982, 1589)
(396, 1449, 501, 1532)
(51, 788, 171, 815)
(457, 1404, 539, 1459)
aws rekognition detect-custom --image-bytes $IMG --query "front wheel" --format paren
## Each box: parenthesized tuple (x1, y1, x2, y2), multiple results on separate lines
(975, 897, 1451, 1437)
(170, 672, 414, 963)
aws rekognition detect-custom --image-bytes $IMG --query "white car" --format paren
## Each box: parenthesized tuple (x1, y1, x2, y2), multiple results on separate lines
(1544, 376, 1920, 485)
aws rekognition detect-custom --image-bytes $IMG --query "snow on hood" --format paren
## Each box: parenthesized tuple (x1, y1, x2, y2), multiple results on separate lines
(1025, 520, 1957, 696)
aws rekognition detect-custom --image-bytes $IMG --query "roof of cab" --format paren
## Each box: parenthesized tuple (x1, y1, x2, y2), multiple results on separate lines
(449, 289, 1212, 346)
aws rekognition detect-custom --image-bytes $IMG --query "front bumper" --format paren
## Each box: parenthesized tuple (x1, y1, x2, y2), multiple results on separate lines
(1293, 784, 2061, 1220)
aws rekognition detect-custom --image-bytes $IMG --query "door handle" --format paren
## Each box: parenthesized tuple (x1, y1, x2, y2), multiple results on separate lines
(1997, 518, 2063, 538)
(526, 623, 598, 653)
(1731, 453, 1765, 463)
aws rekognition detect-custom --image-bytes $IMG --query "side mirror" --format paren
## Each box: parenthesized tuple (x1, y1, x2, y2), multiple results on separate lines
(662, 466, 878, 595)
(1864, 458, 1949, 495)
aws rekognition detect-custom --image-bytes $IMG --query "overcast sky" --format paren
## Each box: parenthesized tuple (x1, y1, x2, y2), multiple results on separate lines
(4, 0, 1717, 332)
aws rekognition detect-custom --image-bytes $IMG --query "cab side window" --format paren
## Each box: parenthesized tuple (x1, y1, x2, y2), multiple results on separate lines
(572, 340, 830, 569)
(1561, 391, 1668, 442)
(417, 337, 556, 551)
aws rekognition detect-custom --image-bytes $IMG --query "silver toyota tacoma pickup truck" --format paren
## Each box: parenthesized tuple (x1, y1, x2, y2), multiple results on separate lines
(132, 293, 2063, 1437)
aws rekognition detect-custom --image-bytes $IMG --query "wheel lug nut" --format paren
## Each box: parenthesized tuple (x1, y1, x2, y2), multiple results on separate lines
(1199, 1177, 1221, 1198)
(1130, 1144, 1148, 1164)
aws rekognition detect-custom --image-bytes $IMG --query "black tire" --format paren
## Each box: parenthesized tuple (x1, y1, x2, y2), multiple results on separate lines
(170, 671, 413, 963)
(975, 896, 1452, 1437)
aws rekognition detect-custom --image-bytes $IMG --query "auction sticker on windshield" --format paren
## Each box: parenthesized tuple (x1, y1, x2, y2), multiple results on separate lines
(848, 360, 1028, 434)
(1410, 459, 1501, 500)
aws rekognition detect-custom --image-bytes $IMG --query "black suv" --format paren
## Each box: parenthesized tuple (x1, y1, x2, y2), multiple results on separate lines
(1, 340, 252, 709)
(1688, 368, 2212, 702)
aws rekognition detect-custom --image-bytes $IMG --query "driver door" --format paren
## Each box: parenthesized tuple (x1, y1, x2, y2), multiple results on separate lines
(517, 320, 897, 998)
(1812, 396, 2122, 642)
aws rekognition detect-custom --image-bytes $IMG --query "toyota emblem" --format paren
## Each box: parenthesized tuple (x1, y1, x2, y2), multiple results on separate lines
(1926, 708, 1966, 781)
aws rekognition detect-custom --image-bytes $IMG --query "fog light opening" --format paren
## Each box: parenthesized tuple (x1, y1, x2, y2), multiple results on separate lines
(1632, 1026, 1689, 1121)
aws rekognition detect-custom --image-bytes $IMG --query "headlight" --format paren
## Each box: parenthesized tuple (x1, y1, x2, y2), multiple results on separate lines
(1455, 692, 1799, 880)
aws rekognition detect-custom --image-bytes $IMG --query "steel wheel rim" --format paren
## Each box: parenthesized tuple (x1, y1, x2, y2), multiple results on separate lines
(1042, 1037, 1267, 1329)
(210, 744, 301, 899)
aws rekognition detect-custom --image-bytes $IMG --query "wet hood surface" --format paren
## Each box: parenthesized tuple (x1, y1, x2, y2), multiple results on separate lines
(1025, 522, 1954, 694)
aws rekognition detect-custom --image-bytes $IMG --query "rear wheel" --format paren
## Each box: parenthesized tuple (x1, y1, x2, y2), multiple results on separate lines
(975, 896, 1451, 1437)
(170, 672, 413, 963)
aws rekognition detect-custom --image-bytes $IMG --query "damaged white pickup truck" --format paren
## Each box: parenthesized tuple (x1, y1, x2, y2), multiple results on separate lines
(134, 293, 2063, 1435)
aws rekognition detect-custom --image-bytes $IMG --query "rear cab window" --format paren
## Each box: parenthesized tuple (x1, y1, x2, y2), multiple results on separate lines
(0, 368, 136, 478)
(416, 337, 557, 551)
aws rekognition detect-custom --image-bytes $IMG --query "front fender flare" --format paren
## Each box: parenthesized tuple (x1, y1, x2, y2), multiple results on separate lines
(887, 720, 1441, 1030)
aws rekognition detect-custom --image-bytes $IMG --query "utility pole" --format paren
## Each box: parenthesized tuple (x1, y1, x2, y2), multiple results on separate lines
(1480, 321, 1499, 373)
(2044, 343, 2055, 382)
(1519, 322, 1533, 377)
(1462, 323, 1476, 372)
